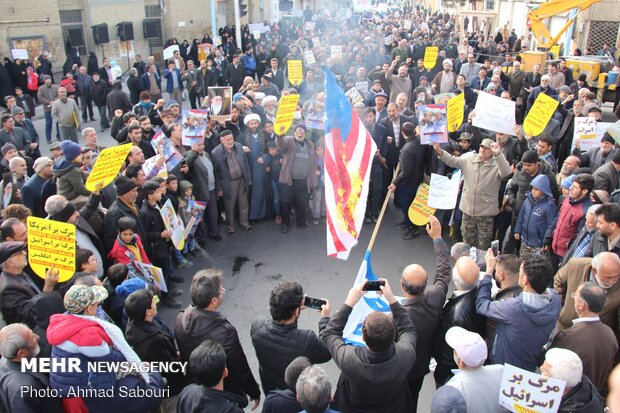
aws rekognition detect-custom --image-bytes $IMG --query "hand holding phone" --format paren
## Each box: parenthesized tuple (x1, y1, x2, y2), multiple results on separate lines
(304, 296, 327, 310)
(362, 280, 385, 291)
(491, 240, 499, 257)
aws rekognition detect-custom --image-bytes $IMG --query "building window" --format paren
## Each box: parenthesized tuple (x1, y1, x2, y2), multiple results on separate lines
(485, 0, 494, 10)
(145, 5, 164, 51)
(59, 9, 87, 56)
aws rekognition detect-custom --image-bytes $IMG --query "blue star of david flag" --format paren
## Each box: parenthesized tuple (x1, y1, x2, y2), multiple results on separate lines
(342, 251, 392, 346)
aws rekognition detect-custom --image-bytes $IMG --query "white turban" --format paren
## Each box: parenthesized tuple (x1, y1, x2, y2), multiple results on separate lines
(243, 113, 261, 126)
(443, 59, 453, 67)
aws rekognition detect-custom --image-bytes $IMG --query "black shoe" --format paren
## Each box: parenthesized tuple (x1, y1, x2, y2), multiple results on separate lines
(395, 222, 409, 230)
(403, 228, 421, 240)
(299, 225, 309, 232)
(209, 234, 223, 241)
(243, 225, 253, 232)
(228, 228, 235, 235)
(169, 275, 184, 284)
(365, 216, 372, 223)
(371, 215, 378, 223)
(162, 296, 182, 308)
(281, 224, 288, 233)
(169, 288, 183, 297)
(90, 118, 95, 122)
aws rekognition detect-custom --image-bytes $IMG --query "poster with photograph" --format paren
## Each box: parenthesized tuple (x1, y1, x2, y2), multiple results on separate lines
(418, 104, 448, 144)
(182, 109, 208, 146)
(150, 130, 183, 171)
(207, 86, 233, 121)
(142, 155, 168, 180)
(133, 261, 168, 293)
(159, 199, 185, 251)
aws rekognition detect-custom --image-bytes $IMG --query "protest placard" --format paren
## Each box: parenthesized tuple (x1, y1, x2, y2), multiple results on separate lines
(345, 87, 364, 105)
(305, 21, 315, 31)
(85, 143, 132, 191)
(182, 109, 208, 146)
(312, 37, 321, 47)
(447, 93, 465, 132)
(142, 155, 168, 180)
(288, 60, 303, 86)
(428, 171, 461, 209)
(499, 364, 565, 413)
(331, 46, 342, 59)
(384, 35, 393, 46)
(11, 49, 28, 60)
(27, 216, 76, 282)
(151, 130, 183, 171)
(424, 46, 438, 70)
(133, 262, 167, 293)
(207, 86, 233, 121)
(305, 50, 316, 65)
(214, 36, 222, 46)
(571, 118, 613, 152)
(607, 121, 620, 144)
(408, 184, 436, 225)
(523, 93, 559, 137)
(418, 104, 448, 144)
(404, 20, 412, 30)
(434, 93, 455, 105)
(473, 91, 516, 136)
(163, 45, 179, 60)
(253, 30, 261, 39)
(274, 94, 300, 134)
(159, 199, 185, 250)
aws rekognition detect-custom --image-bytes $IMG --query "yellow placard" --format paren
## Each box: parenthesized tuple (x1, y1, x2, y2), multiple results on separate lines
(85, 143, 133, 191)
(423, 46, 439, 70)
(27, 216, 76, 282)
(287, 60, 303, 86)
(550, 45, 560, 57)
(523, 93, 559, 137)
(408, 184, 436, 226)
(274, 94, 300, 135)
(447, 93, 465, 132)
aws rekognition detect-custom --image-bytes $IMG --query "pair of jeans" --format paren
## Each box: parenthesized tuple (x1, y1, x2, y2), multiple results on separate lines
(44, 111, 53, 142)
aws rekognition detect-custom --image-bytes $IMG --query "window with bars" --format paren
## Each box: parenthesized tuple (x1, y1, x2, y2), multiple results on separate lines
(59, 10, 87, 55)
(587, 21, 619, 53)
(145, 5, 164, 51)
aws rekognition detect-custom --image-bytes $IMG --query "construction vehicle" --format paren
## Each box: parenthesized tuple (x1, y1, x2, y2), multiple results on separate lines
(523, 0, 619, 110)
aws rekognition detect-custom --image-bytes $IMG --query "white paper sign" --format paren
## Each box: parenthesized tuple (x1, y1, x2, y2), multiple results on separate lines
(214, 36, 222, 46)
(178, 21, 186, 27)
(11, 49, 28, 60)
(312, 37, 321, 47)
(331, 46, 342, 59)
(473, 91, 516, 136)
(404, 20, 412, 31)
(304, 50, 316, 65)
(305, 21, 315, 31)
(384, 35, 393, 45)
(572, 118, 612, 152)
(499, 364, 565, 413)
(253, 30, 261, 39)
(163, 45, 179, 60)
(428, 171, 461, 209)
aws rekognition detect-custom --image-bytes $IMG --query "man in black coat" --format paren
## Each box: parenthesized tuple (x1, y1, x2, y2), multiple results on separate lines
(388, 121, 426, 240)
(250, 281, 331, 395)
(321, 279, 417, 413)
(401, 216, 451, 412)
(433, 255, 486, 387)
(381, 103, 411, 199)
(175, 269, 261, 409)
(224, 54, 245, 93)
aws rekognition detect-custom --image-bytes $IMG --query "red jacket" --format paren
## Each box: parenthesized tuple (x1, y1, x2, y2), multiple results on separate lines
(552, 195, 592, 257)
(107, 235, 151, 265)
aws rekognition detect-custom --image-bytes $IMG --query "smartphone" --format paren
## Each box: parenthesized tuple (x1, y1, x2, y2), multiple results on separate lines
(363, 280, 385, 291)
(491, 240, 499, 257)
(304, 296, 326, 310)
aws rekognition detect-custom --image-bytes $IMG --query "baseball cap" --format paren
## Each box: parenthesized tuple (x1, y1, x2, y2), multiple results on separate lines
(63, 284, 109, 314)
(445, 326, 487, 367)
(480, 138, 494, 149)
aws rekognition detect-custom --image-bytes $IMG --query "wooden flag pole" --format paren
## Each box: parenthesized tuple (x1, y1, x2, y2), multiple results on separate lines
(366, 163, 399, 253)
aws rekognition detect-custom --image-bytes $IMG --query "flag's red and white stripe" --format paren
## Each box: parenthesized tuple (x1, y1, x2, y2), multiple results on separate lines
(324, 111, 376, 260)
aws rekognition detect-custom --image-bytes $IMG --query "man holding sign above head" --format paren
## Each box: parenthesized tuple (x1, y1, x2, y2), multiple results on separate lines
(432, 138, 511, 249)
(526, 75, 557, 114)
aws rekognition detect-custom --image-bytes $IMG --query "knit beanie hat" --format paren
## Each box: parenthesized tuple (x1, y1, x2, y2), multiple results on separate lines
(60, 141, 82, 162)
(115, 175, 138, 196)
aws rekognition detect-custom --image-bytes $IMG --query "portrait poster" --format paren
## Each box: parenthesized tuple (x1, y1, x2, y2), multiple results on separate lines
(207, 86, 233, 121)
(418, 104, 448, 144)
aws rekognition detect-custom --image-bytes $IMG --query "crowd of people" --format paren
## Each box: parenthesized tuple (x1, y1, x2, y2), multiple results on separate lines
(0, 3, 619, 413)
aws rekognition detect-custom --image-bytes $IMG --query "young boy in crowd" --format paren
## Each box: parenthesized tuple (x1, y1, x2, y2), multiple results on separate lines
(140, 180, 182, 308)
(263, 141, 283, 224)
(108, 216, 151, 269)
(177, 180, 199, 258)
(311, 145, 325, 225)
(514, 174, 558, 258)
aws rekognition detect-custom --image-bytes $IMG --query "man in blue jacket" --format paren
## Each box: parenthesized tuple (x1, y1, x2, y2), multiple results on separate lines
(476, 253, 561, 371)
(162, 60, 184, 109)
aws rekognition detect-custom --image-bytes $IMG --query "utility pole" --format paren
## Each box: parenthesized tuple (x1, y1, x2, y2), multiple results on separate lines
(211, 0, 217, 40)
(234, 0, 242, 53)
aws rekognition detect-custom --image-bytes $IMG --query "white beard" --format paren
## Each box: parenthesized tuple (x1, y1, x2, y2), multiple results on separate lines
(211, 103, 222, 115)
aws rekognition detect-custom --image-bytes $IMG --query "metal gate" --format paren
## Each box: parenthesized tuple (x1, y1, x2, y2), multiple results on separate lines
(587, 21, 619, 53)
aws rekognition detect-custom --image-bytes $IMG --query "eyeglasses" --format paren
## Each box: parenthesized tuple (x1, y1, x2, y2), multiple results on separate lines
(88, 257, 99, 263)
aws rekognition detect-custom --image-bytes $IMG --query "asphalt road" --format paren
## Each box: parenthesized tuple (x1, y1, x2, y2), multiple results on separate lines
(26, 99, 618, 411)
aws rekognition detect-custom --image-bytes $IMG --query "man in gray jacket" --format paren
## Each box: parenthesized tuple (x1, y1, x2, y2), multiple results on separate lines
(51, 87, 80, 143)
(432, 138, 512, 249)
